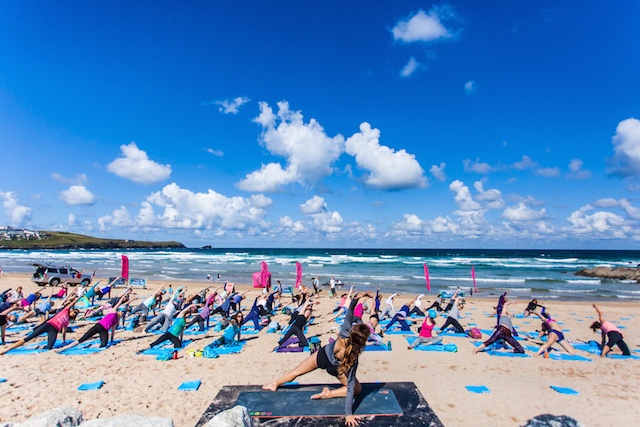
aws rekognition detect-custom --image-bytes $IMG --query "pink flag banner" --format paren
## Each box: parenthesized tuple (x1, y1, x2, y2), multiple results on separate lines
(472, 266, 478, 294)
(121, 255, 129, 280)
(261, 261, 269, 288)
(423, 263, 431, 292)
(296, 262, 302, 289)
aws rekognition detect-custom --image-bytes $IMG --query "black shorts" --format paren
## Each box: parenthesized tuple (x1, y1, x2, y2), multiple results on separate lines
(316, 345, 339, 377)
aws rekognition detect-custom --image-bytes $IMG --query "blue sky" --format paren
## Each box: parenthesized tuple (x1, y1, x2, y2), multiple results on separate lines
(1, 1, 640, 249)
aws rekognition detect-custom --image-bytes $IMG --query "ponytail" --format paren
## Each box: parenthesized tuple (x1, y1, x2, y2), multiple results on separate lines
(338, 323, 370, 377)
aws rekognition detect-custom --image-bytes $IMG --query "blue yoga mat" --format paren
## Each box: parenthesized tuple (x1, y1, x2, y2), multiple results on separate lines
(141, 340, 192, 356)
(0, 378, 6, 383)
(60, 339, 122, 356)
(437, 331, 467, 337)
(4, 339, 72, 355)
(607, 354, 640, 360)
(487, 351, 529, 358)
(550, 385, 579, 395)
(178, 380, 201, 391)
(549, 353, 591, 362)
(384, 329, 415, 335)
(364, 343, 391, 352)
(466, 385, 490, 394)
(208, 341, 246, 355)
(78, 381, 105, 391)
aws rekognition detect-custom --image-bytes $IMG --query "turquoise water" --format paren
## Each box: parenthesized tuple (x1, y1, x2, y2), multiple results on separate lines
(1, 248, 639, 301)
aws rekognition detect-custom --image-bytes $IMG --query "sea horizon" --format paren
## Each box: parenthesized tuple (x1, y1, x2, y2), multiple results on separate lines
(1, 248, 639, 302)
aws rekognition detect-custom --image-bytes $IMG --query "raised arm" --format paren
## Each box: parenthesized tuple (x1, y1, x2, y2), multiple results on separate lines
(593, 304, 605, 323)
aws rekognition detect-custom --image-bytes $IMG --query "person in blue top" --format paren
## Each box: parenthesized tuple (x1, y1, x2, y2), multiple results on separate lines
(207, 311, 243, 348)
(263, 293, 371, 427)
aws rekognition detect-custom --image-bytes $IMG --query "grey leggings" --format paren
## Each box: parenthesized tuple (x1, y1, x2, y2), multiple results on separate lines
(144, 313, 171, 333)
(409, 336, 443, 348)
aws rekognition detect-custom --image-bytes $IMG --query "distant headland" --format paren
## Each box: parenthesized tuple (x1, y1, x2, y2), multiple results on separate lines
(0, 227, 185, 250)
(575, 267, 640, 282)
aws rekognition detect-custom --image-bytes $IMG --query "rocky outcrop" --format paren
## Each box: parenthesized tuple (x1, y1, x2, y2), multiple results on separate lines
(575, 267, 640, 282)
(0, 407, 174, 427)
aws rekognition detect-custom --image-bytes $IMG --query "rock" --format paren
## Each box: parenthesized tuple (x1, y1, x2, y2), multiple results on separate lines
(79, 415, 174, 427)
(205, 406, 254, 427)
(521, 413, 582, 427)
(11, 406, 83, 427)
(575, 267, 640, 282)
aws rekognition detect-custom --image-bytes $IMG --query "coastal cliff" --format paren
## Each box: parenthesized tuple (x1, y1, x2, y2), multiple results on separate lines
(0, 230, 185, 250)
(575, 267, 640, 282)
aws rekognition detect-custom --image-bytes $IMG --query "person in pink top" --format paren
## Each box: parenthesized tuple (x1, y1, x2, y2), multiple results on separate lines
(56, 288, 134, 353)
(590, 304, 630, 357)
(0, 294, 79, 355)
(408, 310, 443, 349)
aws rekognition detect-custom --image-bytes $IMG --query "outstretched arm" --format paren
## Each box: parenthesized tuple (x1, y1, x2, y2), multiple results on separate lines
(593, 304, 605, 323)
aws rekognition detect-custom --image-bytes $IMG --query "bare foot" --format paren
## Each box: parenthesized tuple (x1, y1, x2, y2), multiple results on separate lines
(262, 382, 278, 392)
(310, 387, 331, 400)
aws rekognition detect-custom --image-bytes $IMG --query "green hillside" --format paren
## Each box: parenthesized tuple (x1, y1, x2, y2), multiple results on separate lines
(0, 231, 185, 250)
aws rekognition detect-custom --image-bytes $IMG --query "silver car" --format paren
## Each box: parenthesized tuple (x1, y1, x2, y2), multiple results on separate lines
(30, 263, 92, 287)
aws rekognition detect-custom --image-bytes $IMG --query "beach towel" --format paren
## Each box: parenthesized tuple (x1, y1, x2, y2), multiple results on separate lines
(465, 385, 490, 394)
(206, 340, 246, 356)
(550, 386, 579, 395)
(178, 380, 202, 391)
(78, 381, 105, 391)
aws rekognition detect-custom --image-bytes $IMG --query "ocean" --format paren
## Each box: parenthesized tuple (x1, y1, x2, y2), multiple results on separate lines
(1, 248, 639, 301)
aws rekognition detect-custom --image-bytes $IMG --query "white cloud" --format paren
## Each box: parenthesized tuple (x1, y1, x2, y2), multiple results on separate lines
(534, 167, 560, 177)
(502, 202, 546, 221)
(300, 196, 326, 215)
(310, 210, 343, 233)
(280, 216, 306, 233)
(345, 122, 427, 190)
(98, 183, 272, 233)
(392, 8, 453, 43)
(565, 205, 629, 238)
(0, 191, 31, 226)
(237, 101, 344, 192)
(400, 56, 420, 77)
(463, 158, 493, 174)
(449, 180, 482, 211)
(474, 181, 504, 209)
(204, 148, 224, 157)
(567, 159, 591, 180)
(68, 213, 77, 226)
(430, 162, 447, 182)
(208, 96, 250, 114)
(464, 80, 476, 94)
(59, 185, 96, 206)
(608, 118, 640, 177)
(593, 198, 640, 220)
(512, 155, 538, 171)
(52, 173, 88, 185)
(107, 142, 172, 185)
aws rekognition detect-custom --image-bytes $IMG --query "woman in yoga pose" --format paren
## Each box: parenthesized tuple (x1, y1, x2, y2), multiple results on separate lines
(408, 310, 443, 349)
(56, 288, 134, 352)
(263, 294, 370, 427)
(0, 294, 79, 355)
(136, 303, 199, 352)
(473, 301, 524, 354)
(530, 306, 575, 356)
(590, 304, 630, 357)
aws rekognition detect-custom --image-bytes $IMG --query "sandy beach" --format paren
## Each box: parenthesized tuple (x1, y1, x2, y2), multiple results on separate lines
(0, 273, 638, 426)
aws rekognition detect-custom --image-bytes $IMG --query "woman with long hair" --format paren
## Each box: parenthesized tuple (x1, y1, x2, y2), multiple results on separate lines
(263, 294, 371, 427)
